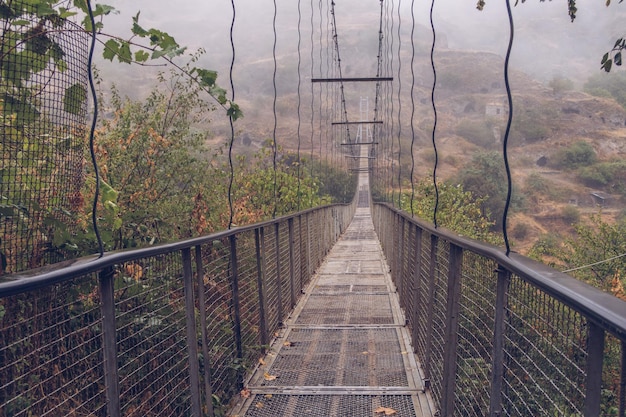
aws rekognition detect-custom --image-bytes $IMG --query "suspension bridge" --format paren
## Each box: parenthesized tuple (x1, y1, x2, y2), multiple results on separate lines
(2, 0, 626, 416)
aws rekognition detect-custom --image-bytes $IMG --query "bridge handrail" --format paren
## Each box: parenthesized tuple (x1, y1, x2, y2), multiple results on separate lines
(0, 203, 350, 298)
(375, 202, 626, 340)
(372, 201, 626, 417)
(0, 200, 357, 417)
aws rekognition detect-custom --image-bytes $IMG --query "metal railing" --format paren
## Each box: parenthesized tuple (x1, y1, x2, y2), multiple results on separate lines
(0, 201, 356, 417)
(372, 202, 626, 417)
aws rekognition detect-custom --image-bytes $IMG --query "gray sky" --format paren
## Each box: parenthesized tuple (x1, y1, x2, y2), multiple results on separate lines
(97, 0, 624, 90)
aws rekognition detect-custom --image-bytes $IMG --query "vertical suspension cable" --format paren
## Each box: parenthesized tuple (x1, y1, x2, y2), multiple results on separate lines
(272, 0, 278, 219)
(396, 0, 403, 208)
(409, 0, 416, 216)
(310, 0, 315, 206)
(86, 0, 104, 257)
(297, 0, 303, 211)
(228, 0, 237, 229)
(325, 0, 331, 168)
(374, 0, 384, 196)
(429, 0, 439, 227)
(503, 0, 515, 255)
(329, 1, 352, 150)
(389, 0, 396, 205)
(318, 0, 324, 164)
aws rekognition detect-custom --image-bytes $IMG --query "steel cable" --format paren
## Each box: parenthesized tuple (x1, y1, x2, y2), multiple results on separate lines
(297, 0, 303, 211)
(387, 0, 400, 206)
(329, 1, 352, 149)
(272, 0, 278, 219)
(86, 0, 104, 257)
(430, 0, 440, 227)
(503, 0, 515, 255)
(310, 0, 316, 202)
(409, 0, 416, 216)
(228, 0, 236, 229)
(396, 0, 403, 207)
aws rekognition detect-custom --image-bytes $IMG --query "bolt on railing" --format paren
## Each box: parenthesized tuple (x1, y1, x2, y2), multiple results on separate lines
(372, 202, 626, 417)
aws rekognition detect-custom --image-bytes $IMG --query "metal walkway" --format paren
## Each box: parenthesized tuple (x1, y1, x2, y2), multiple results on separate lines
(233, 153, 434, 416)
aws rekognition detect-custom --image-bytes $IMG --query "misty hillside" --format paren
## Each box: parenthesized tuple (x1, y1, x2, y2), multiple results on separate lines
(94, 0, 626, 254)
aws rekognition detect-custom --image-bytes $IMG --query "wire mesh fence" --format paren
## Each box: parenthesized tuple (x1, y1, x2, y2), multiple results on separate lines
(372, 202, 626, 417)
(1, 2, 89, 274)
(0, 274, 105, 416)
(0, 200, 356, 417)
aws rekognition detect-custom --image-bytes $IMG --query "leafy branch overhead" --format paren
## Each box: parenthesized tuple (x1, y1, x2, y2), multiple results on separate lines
(0, 0, 242, 121)
(476, 0, 624, 72)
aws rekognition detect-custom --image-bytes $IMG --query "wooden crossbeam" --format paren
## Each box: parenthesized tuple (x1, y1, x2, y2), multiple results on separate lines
(345, 156, 376, 159)
(311, 77, 393, 83)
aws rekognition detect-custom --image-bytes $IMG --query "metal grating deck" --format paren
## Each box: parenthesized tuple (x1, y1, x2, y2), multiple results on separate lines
(233, 161, 434, 416)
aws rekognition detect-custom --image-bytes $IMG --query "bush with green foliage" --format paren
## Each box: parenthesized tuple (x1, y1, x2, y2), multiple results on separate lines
(584, 71, 626, 109)
(455, 119, 496, 148)
(550, 141, 597, 170)
(578, 160, 626, 194)
(548, 76, 574, 95)
(455, 151, 524, 229)
(399, 180, 500, 244)
(561, 205, 581, 225)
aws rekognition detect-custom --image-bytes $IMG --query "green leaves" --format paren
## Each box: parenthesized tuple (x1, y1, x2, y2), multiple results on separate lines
(63, 83, 87, 115)
(194, 68, 218, 88)
(601, 38, 625, 72)
(102, 38, 131, 63)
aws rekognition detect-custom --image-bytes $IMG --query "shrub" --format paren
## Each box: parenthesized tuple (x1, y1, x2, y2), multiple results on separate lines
(456, 119, 496, 148)
(578, 161, 626, 194)
(528, 233, 562, 259)
(561, 205, 581, 225)
(548, 76, 574, 95)
(551, 141, 597, 170)
(512, 223, 530, 240)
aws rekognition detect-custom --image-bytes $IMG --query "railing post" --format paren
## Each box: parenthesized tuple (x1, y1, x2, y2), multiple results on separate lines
(306, 214, 312, 278)
(412, 225, 423, 355)
(619, 341, 626, 417)
(99, 266, 121, 417)
(489, 267, 510, 416)
(298, 215, 305, 291)
(288, 218, 297, 309)
(424, 235, 438, 389)
(182, 248, 202, 417)
(396, 217, 405, 296)
(195, 245, 215, 417)
(229, 235, 244, 389)
(441, 243, 463, 417)
(584, 322, 605, 416)
(274, 223, 284, 324)
(255, 228, 269, 349)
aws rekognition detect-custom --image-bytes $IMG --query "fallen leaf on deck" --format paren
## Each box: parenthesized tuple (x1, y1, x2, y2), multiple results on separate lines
(264, 372, 278, 381)
(264, 394, 273, 399)
(240, 388, 251, 399)
(255, 402, 264, 409)
(283, 341, 292, 347)
(375, 406, 397, 415)
(259, 358, 266, 366)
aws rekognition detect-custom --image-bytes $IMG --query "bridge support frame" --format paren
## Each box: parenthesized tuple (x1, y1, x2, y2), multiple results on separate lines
(489, 267, 511, 416)
(441, 243, 463, 417)
(182, 248, 202, 417)
(99, 267, 121, 417)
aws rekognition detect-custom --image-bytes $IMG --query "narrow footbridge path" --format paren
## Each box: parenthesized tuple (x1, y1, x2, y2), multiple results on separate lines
(234, 164, 433, 416)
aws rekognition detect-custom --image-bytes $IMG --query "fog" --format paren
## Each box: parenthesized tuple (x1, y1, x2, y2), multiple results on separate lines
(94, 0, 625, 147)
(98, 0, 623, 86)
